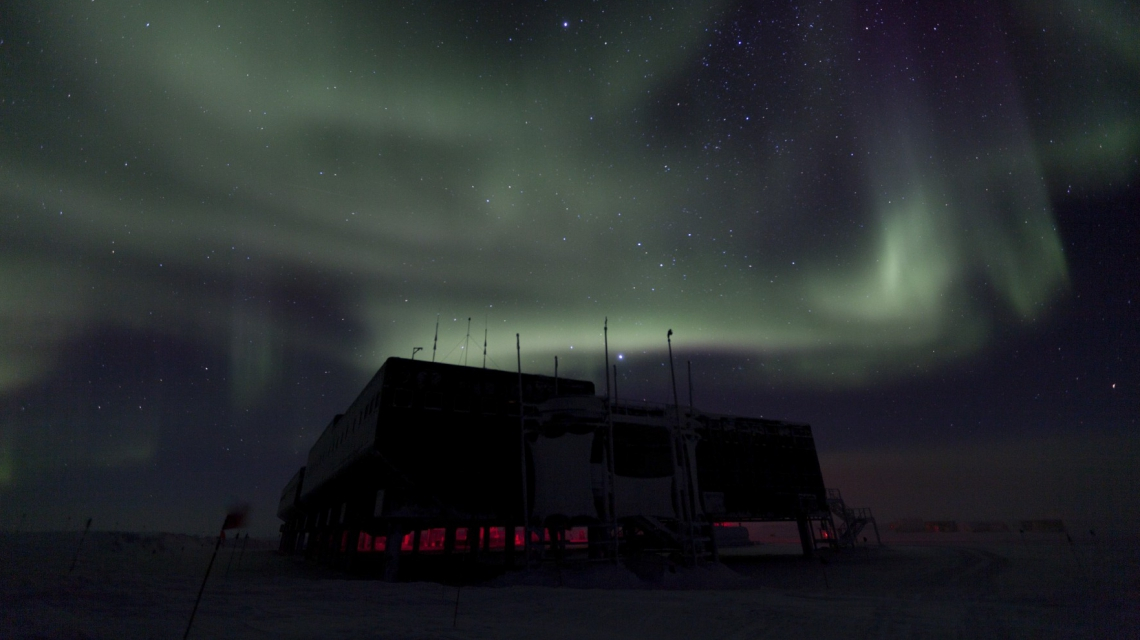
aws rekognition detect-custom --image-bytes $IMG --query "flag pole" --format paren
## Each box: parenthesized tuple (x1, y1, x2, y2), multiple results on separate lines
(183, 526, 224, 640)
(225, 532, 240, 579)
(68, 517, 92, 574)
(517, 334, 530, 569)
(236, 532, 249, 572)
(185, 508, 247, 640)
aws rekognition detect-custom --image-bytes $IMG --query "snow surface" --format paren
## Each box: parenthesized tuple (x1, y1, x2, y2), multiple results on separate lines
(1, 531, 1136, 639)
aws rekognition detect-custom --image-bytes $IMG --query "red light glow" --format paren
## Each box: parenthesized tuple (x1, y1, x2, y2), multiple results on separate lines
(349, 525, 597, 554)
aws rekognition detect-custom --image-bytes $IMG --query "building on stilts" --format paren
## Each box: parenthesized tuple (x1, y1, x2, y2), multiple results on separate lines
(276, 356, 850, 580)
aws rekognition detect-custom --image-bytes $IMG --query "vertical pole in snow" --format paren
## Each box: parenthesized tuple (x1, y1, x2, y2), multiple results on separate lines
(236, 532, 249, 572)
(482, 317, 488, 369)
(184, 527, 224, 640)
(224, 532, 240, 579)
(68, 517, 92, 574)
(517, 334, 529, 568)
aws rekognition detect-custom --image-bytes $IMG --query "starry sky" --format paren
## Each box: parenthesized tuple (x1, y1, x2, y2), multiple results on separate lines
(2, 1, 1137, 536)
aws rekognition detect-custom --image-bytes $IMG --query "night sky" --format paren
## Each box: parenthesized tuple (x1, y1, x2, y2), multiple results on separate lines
(2, 1, 1136, 536)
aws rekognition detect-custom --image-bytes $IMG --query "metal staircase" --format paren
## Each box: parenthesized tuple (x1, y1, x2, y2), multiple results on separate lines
(825, 488, 882, 548)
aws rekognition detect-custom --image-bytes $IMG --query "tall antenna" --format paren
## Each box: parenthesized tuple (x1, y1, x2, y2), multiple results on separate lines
(666, 328, 693, 563)
(431, 314, 440, 363)
(602, 322, 618, 563)
(463, 317, 472, 366)
(603, 317, 610, 400)
(516, 333, 529, 568)
(687, 360, 693, 409)
(667, 330, 679, 409)
(482, 316, 488, 369)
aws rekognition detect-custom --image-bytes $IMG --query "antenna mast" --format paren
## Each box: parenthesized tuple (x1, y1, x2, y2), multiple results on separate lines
(687, 360, 694, 409)
(667, 330, 679, 409)
(603, 319, 618, 560)
(516, 334, 530, 568)
(431, 314, 440, 363)
(666, 329, 695, 563)
(463, 317, 471, 366)
(604, 317, 610, 400)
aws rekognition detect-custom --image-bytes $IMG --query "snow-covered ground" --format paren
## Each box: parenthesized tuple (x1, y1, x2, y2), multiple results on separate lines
(1, 530, 1135, 639)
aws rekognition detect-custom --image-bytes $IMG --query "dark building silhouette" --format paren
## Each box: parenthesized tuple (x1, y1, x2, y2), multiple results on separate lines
(277, 357, 837, 578)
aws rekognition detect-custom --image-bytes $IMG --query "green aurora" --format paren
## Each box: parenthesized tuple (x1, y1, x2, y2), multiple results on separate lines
(0, 1, 1135, 520)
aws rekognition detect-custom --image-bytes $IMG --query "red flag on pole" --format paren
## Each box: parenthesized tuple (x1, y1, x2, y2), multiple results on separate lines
(183, 503, 251, 640)
(222, 503, 250, 530)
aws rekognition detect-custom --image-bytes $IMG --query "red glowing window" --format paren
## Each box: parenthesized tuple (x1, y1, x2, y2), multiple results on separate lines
(486, 526, 508, 550)
(421, 528, 447, 552)
(357, 532, 373, 552)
